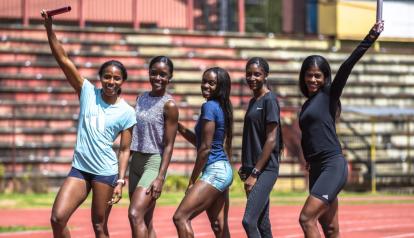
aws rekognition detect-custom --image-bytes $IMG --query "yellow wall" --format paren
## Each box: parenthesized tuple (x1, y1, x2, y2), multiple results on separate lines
(319, 0, 377, 39)
(318, 1, 337, 36)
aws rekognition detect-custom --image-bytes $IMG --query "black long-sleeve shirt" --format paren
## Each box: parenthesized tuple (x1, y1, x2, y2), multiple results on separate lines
(299, 31, 378, 161)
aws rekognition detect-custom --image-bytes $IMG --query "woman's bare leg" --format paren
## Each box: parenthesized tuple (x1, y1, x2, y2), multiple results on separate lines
(128, 187, 156, 238)
(173, 181, 224, 238)
(319, 198, 340, 238)
(299, 195, 329, 238)
(51, 177, 91, 238)
(90, 181, 114, 238)
(206, 189, 230, 238)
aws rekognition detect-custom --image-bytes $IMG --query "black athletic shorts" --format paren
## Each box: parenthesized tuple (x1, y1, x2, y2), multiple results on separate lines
(68, 167, 118, 187)
(309, 154, 348, 204)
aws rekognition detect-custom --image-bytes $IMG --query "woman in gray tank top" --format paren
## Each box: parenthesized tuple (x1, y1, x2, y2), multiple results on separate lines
(128, 56, 179, 238)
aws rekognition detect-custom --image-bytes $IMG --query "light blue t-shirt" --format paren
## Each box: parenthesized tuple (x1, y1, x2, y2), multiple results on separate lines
(72, 80, 136, 176)
(195, 100, 228, 165)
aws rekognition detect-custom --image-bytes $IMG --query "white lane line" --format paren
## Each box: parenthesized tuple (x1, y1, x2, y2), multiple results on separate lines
(280, 234, 302, 238)
(266, 223, 414, 238)
(339, 217, 414, 226)
(343, 223, 413, 233)
(382, 233, 414, 238)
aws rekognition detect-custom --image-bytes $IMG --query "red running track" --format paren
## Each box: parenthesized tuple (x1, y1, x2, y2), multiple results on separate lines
(0, 204, 413, 238)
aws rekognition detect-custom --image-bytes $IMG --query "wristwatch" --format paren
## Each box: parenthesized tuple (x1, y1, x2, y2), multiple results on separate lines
(251, 168, 261, 178)
(116, 178, 125, 186)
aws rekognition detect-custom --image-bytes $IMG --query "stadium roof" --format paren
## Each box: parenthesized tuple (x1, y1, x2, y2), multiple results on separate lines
(343, 106, 414, 118)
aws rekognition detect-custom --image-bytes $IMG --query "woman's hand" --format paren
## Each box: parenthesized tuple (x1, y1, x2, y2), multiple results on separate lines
(244, 175, 257, 195)
(146, 176, 164, 200)
(108, 184, 123, 205)
(40, 9, 53, 29)
(369, 20, 384, 39)
(238, 167, 247, 181)
(373, 20, 384, 34)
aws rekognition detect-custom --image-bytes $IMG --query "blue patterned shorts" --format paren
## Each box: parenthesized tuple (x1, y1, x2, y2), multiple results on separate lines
(200, 160, 233, 192)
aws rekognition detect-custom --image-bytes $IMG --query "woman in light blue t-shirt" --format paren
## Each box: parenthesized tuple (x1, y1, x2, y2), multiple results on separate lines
(42, 11, 136, 238)
(173, 67, 234, 237)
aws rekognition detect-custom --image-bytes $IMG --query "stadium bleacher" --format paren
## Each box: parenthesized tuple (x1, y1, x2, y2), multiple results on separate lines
(1, 23, 413, 191)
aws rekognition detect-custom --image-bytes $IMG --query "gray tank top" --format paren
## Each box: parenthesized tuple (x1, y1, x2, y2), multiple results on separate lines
(130, 92, 174, 154)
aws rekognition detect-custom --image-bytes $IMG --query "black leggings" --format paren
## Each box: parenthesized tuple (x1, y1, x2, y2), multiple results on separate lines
(242, 170, 278, 238)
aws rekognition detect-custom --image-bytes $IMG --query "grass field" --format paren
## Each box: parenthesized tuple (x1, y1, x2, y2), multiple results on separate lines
(1, 190, 413, 209)
(0, 226, 49, 233)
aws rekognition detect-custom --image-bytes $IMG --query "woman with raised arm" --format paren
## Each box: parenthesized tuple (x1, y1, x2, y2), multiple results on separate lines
(41, 10, 136, 238)
(173, 67, 233, 238)
(128, 56, 179, 238)
(239, 57, 283, 237)
(298, 21, 384, 237)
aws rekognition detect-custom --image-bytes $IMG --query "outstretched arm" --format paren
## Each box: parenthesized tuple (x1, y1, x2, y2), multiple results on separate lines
(146, 100, 179, 199)
(331, 21, 384, 101)
(41, 10, 84, 96)
(188, 120, 215, 187)
(177, 122, 196, 147)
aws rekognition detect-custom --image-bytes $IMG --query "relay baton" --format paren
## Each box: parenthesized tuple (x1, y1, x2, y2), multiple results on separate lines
(376, 0, 383, 22)
(46, 6, 71, 17)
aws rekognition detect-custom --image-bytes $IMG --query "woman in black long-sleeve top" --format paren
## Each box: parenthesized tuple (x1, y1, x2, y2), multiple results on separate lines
(298, 21, 384, 237)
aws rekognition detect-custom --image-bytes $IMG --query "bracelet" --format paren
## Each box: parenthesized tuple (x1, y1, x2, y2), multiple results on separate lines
(116, 179, 125, 186)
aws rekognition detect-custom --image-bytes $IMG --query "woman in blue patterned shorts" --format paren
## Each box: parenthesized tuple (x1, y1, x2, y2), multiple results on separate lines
(173, 67, 234, 238)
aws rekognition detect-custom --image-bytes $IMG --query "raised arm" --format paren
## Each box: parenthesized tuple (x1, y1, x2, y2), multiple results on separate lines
(146, 100, 179, 199)
(41, 10, 84, 96)
(331, 21, 384, 101)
